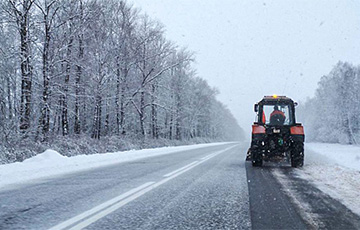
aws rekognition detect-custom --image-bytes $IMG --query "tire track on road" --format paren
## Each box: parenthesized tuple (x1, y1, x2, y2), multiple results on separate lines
(273, 167, 360, 230)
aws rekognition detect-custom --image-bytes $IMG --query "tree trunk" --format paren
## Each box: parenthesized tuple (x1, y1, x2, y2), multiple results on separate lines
(119, 67, 128, 135)
(39, 8, 52, 140)
(120, 82, 126, 135)
(91, 93, 102, 139)
(139, 91, 145, 138)
(151, 84, 158, 139)
(175, 93, 181, 140)
(7, 75, 13, 120)
(18, 0, 33, 134)
(40, 44, 50, 139)
(61, 32, 73, 136)
(74, 1, 84, 135)
(115, 59, 121, 134)
(74, 61, 82, 134)
(345, 113, 357, 145)
(175, 114, 181, 140)
(169, 112, 173, 140)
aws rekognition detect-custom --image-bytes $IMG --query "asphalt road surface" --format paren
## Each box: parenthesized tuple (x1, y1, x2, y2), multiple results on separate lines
(0, 142, 360, 229)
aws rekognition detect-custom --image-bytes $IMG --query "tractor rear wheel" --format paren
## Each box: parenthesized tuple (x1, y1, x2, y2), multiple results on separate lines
(291, 142, 304, 167)
(252, 159, 263, 167)
(251, 150, 263, 167)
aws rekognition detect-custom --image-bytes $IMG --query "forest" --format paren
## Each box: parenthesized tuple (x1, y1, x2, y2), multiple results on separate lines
(298, 61, 360, 145)
(0, 0, 244, 163)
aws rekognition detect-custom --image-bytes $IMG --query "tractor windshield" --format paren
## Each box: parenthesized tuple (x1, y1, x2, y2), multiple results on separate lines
(261, 104, 293, 125)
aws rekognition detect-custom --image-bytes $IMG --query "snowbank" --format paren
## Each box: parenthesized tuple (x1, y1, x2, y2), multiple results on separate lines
(0, 142, 233, 190)
(306, 143, 360, 171)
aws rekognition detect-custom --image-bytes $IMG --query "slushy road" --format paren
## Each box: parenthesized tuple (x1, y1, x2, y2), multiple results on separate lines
(1, 142, 360, 229)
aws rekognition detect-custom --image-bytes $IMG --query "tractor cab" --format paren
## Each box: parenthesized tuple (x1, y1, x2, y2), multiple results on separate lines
(254, 95, 296, 126)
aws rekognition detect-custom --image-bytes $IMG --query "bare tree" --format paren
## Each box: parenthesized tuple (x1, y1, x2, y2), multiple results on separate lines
(7, 0, 35, 135)
(112, 1, 138, 135)
(35, 0, 61, 140)
(1, 0, 245, 162)
(74, 0, 84, 135)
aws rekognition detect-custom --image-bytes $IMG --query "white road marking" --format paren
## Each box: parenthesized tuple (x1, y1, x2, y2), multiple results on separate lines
(69, 165, 199, 230)
(201, 153, 217, 160)
(48, 182, 155, 230)
(163, 161, 199, 177)
(50, 144, 238, 230)
(201, 147, 232, 160)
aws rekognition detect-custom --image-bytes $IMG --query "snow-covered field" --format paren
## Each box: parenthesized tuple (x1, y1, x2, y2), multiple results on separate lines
(297, 143, 360, 216)
(0, 142, 231, 190)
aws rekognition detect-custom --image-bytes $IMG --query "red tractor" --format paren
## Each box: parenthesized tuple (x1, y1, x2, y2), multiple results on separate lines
(246, 95, 305, 167)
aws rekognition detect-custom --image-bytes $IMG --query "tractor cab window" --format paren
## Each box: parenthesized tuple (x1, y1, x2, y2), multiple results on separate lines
(261, 104, 293, 125)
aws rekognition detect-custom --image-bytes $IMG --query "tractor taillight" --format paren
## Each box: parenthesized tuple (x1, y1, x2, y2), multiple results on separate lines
(290, 126, 304, 135)
(252, 125, 265, 134)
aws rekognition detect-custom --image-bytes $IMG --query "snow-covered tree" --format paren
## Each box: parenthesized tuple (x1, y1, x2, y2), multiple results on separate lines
(0, 0, 245, 163)
(299, 62, 360, 144)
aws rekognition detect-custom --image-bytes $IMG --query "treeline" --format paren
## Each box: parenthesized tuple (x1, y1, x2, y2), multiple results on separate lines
(0, 0, 244, 162)
(298, 62, 360, 144)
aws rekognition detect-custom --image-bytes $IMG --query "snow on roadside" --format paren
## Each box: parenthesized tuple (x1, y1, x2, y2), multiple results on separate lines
(305, 143, 360, 171)
(295, 142, 360, 216)
(0, 142, 234, 190)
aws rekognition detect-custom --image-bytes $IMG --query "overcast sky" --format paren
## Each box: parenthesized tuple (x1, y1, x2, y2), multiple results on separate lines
(130, 0, 360, 135)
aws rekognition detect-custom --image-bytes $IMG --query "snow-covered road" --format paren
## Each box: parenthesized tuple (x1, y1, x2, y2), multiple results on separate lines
(0, 142, 233, 190)
(0, 142, 359, 229)
(295, 143, 360, 217)
(0, 143, 251, 229)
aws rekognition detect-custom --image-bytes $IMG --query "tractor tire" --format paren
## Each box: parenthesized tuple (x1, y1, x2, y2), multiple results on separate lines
(291, 142, 304, 167)
(251, 150, 263, 167)
(246, 148, 252, 161)
(252, 159, 263, 167)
